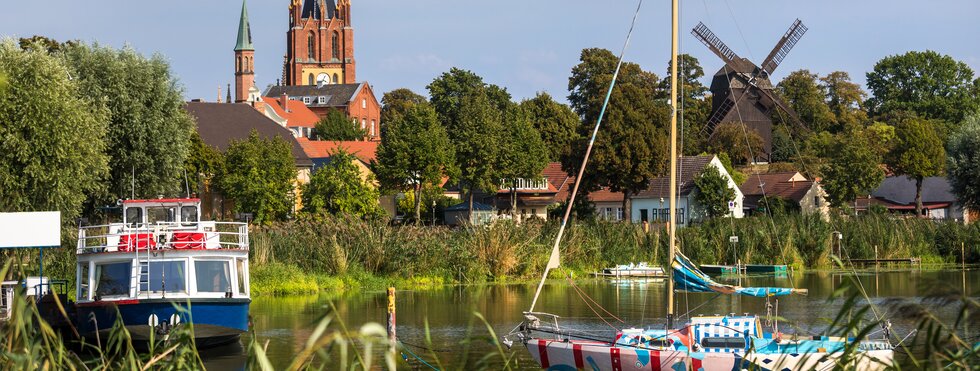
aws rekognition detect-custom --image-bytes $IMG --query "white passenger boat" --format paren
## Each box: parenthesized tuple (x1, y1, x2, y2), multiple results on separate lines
(74, 198, 250, 348)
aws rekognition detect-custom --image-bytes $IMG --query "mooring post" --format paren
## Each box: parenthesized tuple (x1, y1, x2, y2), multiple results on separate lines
(874, 245, 878, 268)
(386, 287, 396, 355)
(963, 242, 966, 270)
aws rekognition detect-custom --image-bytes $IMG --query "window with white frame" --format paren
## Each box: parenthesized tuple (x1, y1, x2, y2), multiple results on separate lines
(362, 98, 367, 109)
(616, 208, 623, 220)
(318, 96, 326, 104)
(303, 97, 311, 104)
(370, 120, 376, 137)
(361, 119, 366, 130)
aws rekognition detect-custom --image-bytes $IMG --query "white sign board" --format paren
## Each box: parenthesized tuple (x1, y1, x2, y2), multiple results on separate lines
(0, 212, 61, 248)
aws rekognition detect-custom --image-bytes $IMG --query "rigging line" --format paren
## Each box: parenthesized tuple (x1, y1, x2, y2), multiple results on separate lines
(527, 0, 645, 313)
(722, 0, 754, 61)
(399, 342, 440, 371)
(568, 278, 620, 331)
(566, 277, 626, 325)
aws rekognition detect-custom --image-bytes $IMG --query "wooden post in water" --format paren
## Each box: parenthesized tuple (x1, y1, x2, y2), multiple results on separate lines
(386, 287, 396, 356)
(874, 245, 879, 268)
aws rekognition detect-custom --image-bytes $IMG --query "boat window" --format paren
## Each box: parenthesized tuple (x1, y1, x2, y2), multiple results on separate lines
(701, 337, 746, 349)
(78, 262, 90, 300)
(145, 261, 187, 293)
(180, 206, 199, 226)
(125, 207, 143, 226)
(95, 262, 131, 298)
(147, 207, 176, 224)
(236, 258, 248, 295)
(195, 260, 231, 293)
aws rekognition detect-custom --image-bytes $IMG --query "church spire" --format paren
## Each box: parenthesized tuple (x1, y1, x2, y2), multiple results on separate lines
(235, 0, 254, 51)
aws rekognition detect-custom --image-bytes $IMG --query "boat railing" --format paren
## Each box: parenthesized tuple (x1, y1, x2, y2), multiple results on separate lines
(76, 221, 249, 254)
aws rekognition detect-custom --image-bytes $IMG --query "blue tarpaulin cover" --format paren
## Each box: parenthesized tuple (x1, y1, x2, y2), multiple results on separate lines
(672, 250, 802, 297)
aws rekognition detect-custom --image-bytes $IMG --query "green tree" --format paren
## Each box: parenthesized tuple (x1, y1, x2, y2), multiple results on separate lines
(427, 69, 512, 219)
(498, 106, 550, 217)
(663, 54, 711, 154)
(566, 48, 669, 219)
(183, 131, 225, 195)
(221, 131, 296, 223)
(519, 92, 580, 160)
(822, 136, 885, 207)
(861, 121, 896, 157)
(61, 42, 193, 202)
(769, 124, 796, 163)
(302, 149, 384, 218)
(374, 104, 456, 223)
(427, 67, 512, 130)
(451, 90, 505, 218)
(820, 71, 868, 130)
(946, 114, 980, 211)
(887, 117, 946, 215)
(693, 165, 736, 219)
(707, 122, 766, 165)
(315, 110, 366, 141)
(0, 40, 108, 220)
(380, 88, 427, 131)
(777, 70, 837, 133)
(866, 50, 980, 124)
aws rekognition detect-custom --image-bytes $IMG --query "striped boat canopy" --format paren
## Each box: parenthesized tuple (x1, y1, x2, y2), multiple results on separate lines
(672, 250, 807, 297)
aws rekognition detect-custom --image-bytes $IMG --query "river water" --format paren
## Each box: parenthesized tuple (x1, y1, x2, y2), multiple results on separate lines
(205, 268, 977, 369)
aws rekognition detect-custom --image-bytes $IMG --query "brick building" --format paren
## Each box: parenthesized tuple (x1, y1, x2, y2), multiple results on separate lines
(233, 0, 381, 141)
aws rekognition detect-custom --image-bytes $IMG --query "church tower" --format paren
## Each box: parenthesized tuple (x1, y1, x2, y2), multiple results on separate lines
(284, 0, 356, 86)
(234, 0, 255, 103)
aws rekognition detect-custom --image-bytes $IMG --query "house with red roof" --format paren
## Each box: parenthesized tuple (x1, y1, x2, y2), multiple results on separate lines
(492, 162, 626, 222)
(631, 155, 744, 227)
(739, 171, 829, 219)
(296, 138, 395, 215)
(258, 95, 320, 139)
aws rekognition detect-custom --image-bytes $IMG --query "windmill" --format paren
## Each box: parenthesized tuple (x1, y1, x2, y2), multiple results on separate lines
(692, 19, 808, 161)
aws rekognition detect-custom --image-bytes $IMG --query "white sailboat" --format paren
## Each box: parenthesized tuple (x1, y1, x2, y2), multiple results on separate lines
(505, 1, 896, 369)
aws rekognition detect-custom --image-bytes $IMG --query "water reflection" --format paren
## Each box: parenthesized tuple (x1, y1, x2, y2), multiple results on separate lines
(240, 269, 976, 369)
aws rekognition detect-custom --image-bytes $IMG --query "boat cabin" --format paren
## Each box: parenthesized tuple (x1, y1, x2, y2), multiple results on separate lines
(616, 315, 762, 354)
(75, 198, 250, 303)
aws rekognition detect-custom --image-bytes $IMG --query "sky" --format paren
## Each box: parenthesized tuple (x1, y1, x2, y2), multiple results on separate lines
(1, 0, 978, 104)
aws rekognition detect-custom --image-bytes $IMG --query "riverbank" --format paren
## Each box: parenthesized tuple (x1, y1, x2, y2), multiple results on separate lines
(248, 214, 978, 296)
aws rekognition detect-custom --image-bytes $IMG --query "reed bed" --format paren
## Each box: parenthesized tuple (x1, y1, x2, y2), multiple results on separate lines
(250, 214, 978, 289)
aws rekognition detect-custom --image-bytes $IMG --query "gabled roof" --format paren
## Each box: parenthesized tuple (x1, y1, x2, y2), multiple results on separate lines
(261, 97, 320, 128)
(743, 181, 816, 206)
(234, 0, 253, 51)
(872, 176, 956, 205)
(739, 172, 806, 196)
(297, 138, 378, 163)
(540, 162, 624, 203)
(184, 102, 312, 167)
(634, 156, 715, 199)
(264, 84, 364, 108)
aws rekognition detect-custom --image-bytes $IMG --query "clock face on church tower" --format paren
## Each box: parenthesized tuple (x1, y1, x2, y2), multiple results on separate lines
(316, 73, 330, 85)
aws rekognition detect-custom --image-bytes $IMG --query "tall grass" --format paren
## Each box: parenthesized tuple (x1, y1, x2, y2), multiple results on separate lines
(250, 214, 979, 289)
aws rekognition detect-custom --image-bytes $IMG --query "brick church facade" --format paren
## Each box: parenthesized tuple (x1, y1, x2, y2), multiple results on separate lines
(234, 0, 381, 141)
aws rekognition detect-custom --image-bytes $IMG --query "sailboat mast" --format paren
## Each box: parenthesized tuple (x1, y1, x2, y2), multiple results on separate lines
(667, 0, 679, 327)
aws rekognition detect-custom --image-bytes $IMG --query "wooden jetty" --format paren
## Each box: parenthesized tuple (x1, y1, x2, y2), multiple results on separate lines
(847, 257, 921, 267)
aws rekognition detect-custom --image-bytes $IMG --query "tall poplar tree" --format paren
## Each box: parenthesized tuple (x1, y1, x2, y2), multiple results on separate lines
(887, 117, 946, 215)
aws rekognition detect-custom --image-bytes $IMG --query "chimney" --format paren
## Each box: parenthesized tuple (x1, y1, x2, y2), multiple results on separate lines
(280, 93, 289, 112)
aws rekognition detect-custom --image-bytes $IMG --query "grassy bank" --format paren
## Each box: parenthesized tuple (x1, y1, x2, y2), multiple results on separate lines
(249, 214, 979, 295)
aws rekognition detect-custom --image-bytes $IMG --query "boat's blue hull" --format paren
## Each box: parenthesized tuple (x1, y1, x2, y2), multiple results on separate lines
(76, 298, 249, 348)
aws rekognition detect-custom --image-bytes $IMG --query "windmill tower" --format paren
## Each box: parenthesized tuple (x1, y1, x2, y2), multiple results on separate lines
(692, 19, 809, 161)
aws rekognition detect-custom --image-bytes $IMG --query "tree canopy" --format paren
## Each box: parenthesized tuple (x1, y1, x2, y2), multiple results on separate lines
(427, 67, 511, 131)
(221, 131, 296, 223)
(663, 54, 711, 154)
(315, 110, 366, 141)
(866, 50, 980, 124)
(374, 104, 456, 223)
(777, 70, 837, 133)
(887, 117, 946, 215)
(61, 42, 193, 202)
(566, 48, 669, 218)
(707, 122, 766, 165)
(693, 165, 736, 219)
(822, 135, 885, 207)
(302, 149, 384, 218)
(0, 40, 108, 220)
(497, 105, 550, 216)
(380, 88, 427, 131)
(519, 92, 580, 161)
(946, 114, 980, 211)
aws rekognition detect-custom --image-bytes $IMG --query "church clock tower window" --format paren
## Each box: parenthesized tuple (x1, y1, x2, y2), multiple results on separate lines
(332, 32, 340, 60)
(307, 33, 315, 60)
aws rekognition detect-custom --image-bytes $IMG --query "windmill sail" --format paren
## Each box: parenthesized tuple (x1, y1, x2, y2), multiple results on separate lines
(672, 250, 807, 297)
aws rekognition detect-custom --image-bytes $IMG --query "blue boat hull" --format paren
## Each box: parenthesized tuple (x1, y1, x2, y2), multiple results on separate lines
(76, 298, 249, 348)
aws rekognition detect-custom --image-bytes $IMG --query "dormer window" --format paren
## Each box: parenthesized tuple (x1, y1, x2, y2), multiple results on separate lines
(303, 97, 311, 104)
(318, 96, 326, 104)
